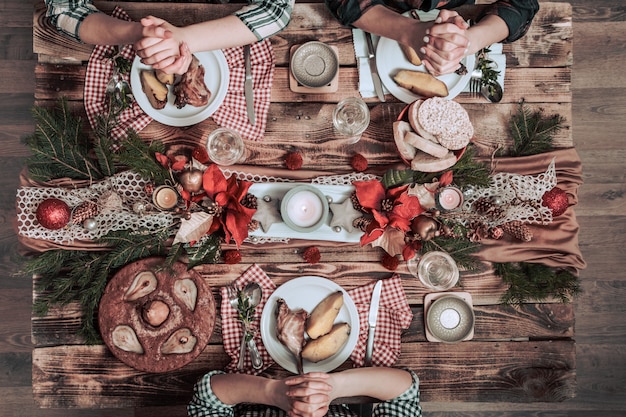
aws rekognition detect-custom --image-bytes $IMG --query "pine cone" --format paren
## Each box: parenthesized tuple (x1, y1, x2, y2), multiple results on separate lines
(240, 193, 257, 209)
(466, 221, 489, 242)
(350, 192, 363, 212)
(71, 201, 99, 224)
(472, 196, 504, 220)
(248, 219, 260, 232)
(501, 221, 533, 242)
(353, 216, 371, 232)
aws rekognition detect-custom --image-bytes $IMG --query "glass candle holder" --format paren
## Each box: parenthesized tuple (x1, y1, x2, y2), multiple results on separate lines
(280, 185, 329, 233)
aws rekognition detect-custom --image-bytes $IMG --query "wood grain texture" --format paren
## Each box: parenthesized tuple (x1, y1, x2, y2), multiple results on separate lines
(1, 0, 625, 415)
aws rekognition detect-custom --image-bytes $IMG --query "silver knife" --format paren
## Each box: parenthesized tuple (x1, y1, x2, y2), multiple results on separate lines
(243, 44, 255, 125)
(365, 280, 383, 365)
(364, 32, 386, 102)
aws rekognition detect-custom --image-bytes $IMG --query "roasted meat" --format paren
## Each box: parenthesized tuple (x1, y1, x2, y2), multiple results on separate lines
(275, 298, 308, 374)
(173, 55, 211, 108)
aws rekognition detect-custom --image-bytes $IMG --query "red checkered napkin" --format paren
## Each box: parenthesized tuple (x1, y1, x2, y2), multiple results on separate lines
(348, 274, 413, 367)
(212, 40, 274, 142)
(220, 264, 277, 374)
(84, 7, 151, 151)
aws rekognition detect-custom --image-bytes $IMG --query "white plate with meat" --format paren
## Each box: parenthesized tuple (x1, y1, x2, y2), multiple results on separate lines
(376, 9, 476, 103)
(130, 50, 229, 127)
(260, 276, 360, 374)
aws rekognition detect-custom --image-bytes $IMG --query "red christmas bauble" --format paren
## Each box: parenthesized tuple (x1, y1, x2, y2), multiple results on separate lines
(542, 187, 569, 217)
(36, 198, 71, 230)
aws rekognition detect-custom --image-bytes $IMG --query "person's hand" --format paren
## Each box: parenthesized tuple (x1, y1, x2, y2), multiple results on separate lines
(418, 10, 470, 75)
(284, 373, 333, 417)
(133, 16, 192, 74)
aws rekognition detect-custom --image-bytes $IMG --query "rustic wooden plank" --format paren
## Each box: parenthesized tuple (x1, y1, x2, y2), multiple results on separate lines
(32, 340, 575, 407)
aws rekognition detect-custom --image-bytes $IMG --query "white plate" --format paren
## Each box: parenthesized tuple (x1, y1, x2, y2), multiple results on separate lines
(248, 182, 363, 243)
(130, 50, 229, 126)
(376, 9, 476, 103)
(260, 276, 360, 374)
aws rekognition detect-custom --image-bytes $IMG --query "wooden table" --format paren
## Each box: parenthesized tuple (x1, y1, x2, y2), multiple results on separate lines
(30, 1, 575, 409)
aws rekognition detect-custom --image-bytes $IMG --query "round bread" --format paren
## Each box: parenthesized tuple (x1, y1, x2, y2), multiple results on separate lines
(408, 100, 439, 143)
(417, 97, 473, 150)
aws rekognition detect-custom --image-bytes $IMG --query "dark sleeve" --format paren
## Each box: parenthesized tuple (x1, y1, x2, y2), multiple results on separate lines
(482, 0, 540, 42)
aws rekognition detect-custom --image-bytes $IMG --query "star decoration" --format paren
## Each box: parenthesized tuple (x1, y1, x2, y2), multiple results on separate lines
(252, 197, 282, 233)
(329, 198, 363, 233)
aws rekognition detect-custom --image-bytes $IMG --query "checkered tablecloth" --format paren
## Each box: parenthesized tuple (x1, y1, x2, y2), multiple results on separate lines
(84, 7, 274, 151)
(220, 265, 413, 374)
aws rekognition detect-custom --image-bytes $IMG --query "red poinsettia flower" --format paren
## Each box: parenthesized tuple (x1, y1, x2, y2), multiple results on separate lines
(354, 179, 424, 246)
(155, 152, 188, 171)
(438, 170, 454, 187)
(202, 164, 255, 247)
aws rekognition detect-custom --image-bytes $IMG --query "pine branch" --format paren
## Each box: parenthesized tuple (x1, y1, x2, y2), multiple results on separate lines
(115, 131, 171, 185)
(505, 100, 564, 157)
(494, 262, 581, 305)
(23, 100, 105, 182)
(423, 236, 481, 271)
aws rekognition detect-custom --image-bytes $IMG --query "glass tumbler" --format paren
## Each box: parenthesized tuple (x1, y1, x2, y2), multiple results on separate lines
(332, 97, 370, 142)
(206, 127, 244, 166)
(409, 251, 459, 291)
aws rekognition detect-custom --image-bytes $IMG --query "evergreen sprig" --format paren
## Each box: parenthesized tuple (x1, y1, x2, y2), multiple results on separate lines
(423, 235, 481, 272)
(493, 262, 581, 305)
(116, 130, 171, 185)
(23, 99, 106, 182)
(505, 100, 564, 157)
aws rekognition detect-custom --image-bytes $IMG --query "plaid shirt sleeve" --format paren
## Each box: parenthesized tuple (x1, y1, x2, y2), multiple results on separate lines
(187, 371, 236, 417)
(234, 0, 295, 41)
(44, 0, 100, 42)
(373, 369, 422, 417)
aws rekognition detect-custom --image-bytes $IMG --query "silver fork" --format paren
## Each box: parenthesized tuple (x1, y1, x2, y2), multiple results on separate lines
(226, 283, 248, 370)
(468, 69, 482, 97)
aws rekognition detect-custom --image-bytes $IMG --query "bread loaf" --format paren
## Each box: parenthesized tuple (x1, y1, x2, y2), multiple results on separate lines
(393, 70, 448, 98)
(410, 149, 457, 172)
(393, 120, 417, 160)
(404, 131, 450, 159)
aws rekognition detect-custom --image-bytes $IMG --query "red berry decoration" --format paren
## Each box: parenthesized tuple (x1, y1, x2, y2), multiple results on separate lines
(302, 246, 321, 264)
(223, 250, 242, 264)
(36, 198, 71, 230)
(381, 252, 400, 271)
(542, 186, 569, 217)
(350, 153, 368, 172)
(284, 152, 303, 170)
(191, 146, 210, 164)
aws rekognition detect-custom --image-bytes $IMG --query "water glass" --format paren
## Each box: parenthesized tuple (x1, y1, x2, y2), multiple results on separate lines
(332, 97, 370, 142)
(206, 128, 244, 166)
(409, 251, 459, 291)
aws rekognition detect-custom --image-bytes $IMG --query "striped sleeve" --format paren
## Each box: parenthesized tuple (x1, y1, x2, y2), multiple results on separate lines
(44, 0, 100, 42)
(234, 0, 295, 41)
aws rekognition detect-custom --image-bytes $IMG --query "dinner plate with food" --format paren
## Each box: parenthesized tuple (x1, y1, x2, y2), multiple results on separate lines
(260, 276, 360, 374)
(376, 9, 476, 103)
(130, 50, 229, 127)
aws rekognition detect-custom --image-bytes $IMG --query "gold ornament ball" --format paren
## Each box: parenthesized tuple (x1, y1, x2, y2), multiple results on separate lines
(411, 215, 440, 241)
(178, 169, 204, 194)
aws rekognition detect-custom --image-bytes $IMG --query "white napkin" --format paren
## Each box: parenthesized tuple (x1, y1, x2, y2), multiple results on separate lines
(461, 43, 506, 93)
(352, 29, 389, 99)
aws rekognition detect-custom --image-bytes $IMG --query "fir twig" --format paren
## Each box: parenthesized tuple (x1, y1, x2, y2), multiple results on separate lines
(505, 100, 564, 157)
(116, 131, 171, 185)
(494, 262, 581, 305)
(423, 237, 481, 271)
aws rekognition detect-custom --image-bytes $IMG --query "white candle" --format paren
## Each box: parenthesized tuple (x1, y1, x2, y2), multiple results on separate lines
(153, 186, 178, 210)
(440, 308, 461, 329)
(285, 190, 324, 228)
(438, 187, 463, 211)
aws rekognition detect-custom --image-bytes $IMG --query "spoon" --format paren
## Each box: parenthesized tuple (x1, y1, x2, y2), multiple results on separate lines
(481, 80, 503, 103)
(238, 282, 264, 370)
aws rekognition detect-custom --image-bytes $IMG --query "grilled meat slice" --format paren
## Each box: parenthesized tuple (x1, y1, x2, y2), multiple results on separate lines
(173, 55, 211, 108)
(275, 298, 308, 374)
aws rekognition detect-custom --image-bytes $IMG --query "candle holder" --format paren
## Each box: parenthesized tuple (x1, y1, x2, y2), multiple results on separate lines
(280, 185, 329, 233)
(436, 186, 464, 212)
(152, 185, 179, 211)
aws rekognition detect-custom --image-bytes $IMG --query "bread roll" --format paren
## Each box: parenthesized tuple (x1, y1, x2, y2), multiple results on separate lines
(393, 70, 448, 98)
(418, 97, 473, 150)
(407, 100, 439, 143)
(139, 70, 168, 110)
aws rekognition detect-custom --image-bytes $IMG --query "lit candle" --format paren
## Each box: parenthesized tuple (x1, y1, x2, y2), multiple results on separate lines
(285, 190, 324, 228)
(439, 308, 461, 329)
(153, 186, 179, 210)
(437, 187, 463, 211)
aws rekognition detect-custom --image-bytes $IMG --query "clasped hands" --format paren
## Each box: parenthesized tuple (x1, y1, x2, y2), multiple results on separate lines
(417, 9, 472, 76)
(280, 372, 337, 417)
(133, 16, 193, 75)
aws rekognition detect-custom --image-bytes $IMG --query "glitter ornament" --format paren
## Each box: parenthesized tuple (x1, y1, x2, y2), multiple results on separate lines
(36, 198, 71, 230)
(542, 186, 569, 217)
